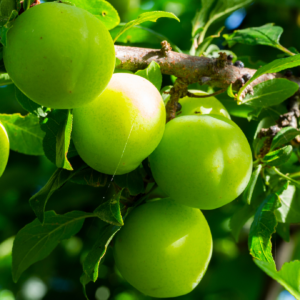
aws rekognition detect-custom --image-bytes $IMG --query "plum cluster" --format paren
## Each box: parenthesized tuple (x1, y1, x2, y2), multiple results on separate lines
(1, 2, 253, 298)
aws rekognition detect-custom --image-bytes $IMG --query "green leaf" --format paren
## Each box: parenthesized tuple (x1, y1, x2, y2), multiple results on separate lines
(224, 23, 283, 48)
(254, 260, 300, 299)
(271, 127, 300, 150)
(275, 184, 300, 224)
(0, 9, 18, 46)
(0, 0, 16, 17)
(115, 57, 121, 67)
(191, 0, 214, 37)
(22, 0, 35, 11)
(94, 190, 124, 226)
(114, 168, 145, 196)
(12, 210, 92, 282)
(243, 164, 262, 205)
(0, 113, 45, 155)
(67, 139, 78, 159)
(67, 0, 120, 30)
(41, 109, 73, 170)
(262, 145, 293, 167)
(29, 158, 87, 223)
(82, 224, 120, 283)
(0, 73, 12, 86)
(230, 205, 255, 242)
(113, 11, 179, 43)
(196, 27, 225, 56)
(253, 117, 276, 157)
(15, 87, 48, 118)
(135, 61, 162, 91)
(192, 0, 252, 45)
(217, 92, 257, 118)
(110, 24, 181, 52)
(242, 79, 299, 107)
(248, 191, 282, 263)
(227, 84, 235, 98)
(70, 167, 108, 187)
(238, 54, 300, 102)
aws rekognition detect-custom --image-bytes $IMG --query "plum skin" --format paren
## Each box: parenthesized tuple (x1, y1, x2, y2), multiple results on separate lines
(113, 198, 212, 298)
(0, 123, 9, 177)
(177, 90, 230, 119)
(149, 115, 253, 210)
(72, 73, 166, 175)
(3, 2, 115, 109)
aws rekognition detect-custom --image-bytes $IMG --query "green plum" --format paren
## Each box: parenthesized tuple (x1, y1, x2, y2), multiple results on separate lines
(114, 198, 212, 298)
(72, 73, 166, 175)
(177, 90, 230, 118)
(149, 115, 253, 210)
(0, 122, 9, 177)
(3, 2, 115, 109)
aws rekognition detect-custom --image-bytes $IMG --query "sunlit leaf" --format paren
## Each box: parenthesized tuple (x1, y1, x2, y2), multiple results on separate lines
(0, 113, 45, 155)
(114, 11, 179, 43)
(224, 23, 283, 48)
(242, 79, 298, 107)
(135, 61, 162, 91)
(238, 54, 300, 102)
(255, 260, 300, 299)
(67, 0, 120, 29)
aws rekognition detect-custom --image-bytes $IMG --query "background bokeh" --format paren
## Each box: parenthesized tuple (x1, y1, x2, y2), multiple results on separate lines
(1, 0, 300, 300)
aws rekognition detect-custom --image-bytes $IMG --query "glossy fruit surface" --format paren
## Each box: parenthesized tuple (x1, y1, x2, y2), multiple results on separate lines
(177, 90, 230, 119)
(72, 73, 166, 175)
(149, 115, 253, 210)
(3, 2, 115, 109)
(114, 198, 212, 298)
(0, 122, 9, 177)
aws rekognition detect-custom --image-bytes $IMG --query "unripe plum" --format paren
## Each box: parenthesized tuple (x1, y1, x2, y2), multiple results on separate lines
(72, 73, 166, 175)
(178, 90, 230, 119)
(113, 198, 212, 298)
(149, 115, 253, 210)
(3, 2, 115, 109)
(0, 122, 9, 177)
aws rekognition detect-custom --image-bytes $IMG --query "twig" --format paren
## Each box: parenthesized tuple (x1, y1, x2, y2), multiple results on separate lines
(114, 45, 300, 121)
(257, 95, 300, 156)
(115, 46, 300, 91)
(165, 78, 189, 122)
(272, 167, 300, 188)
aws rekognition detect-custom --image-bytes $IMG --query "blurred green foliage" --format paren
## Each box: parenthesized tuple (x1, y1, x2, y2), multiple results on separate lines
(1, 0, 300, 299)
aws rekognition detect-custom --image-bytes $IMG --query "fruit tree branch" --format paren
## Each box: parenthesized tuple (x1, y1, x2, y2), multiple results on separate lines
(115, 45, 300, 90)
(114, 44, 300, 121)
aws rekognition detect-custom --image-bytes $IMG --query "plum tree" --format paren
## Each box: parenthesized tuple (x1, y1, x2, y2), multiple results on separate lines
(177, 90, 230, 119)
(113, 198, 212, 298)
(72, 73, 166, 175)
(3, 2, 115, 109)
(149, 115, 253, 210)
(0, 122, 9, 177)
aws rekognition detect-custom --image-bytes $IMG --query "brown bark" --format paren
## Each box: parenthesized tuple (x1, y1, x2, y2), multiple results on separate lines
(114, 45, 300, 121)
(115, 45, 300, 90)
